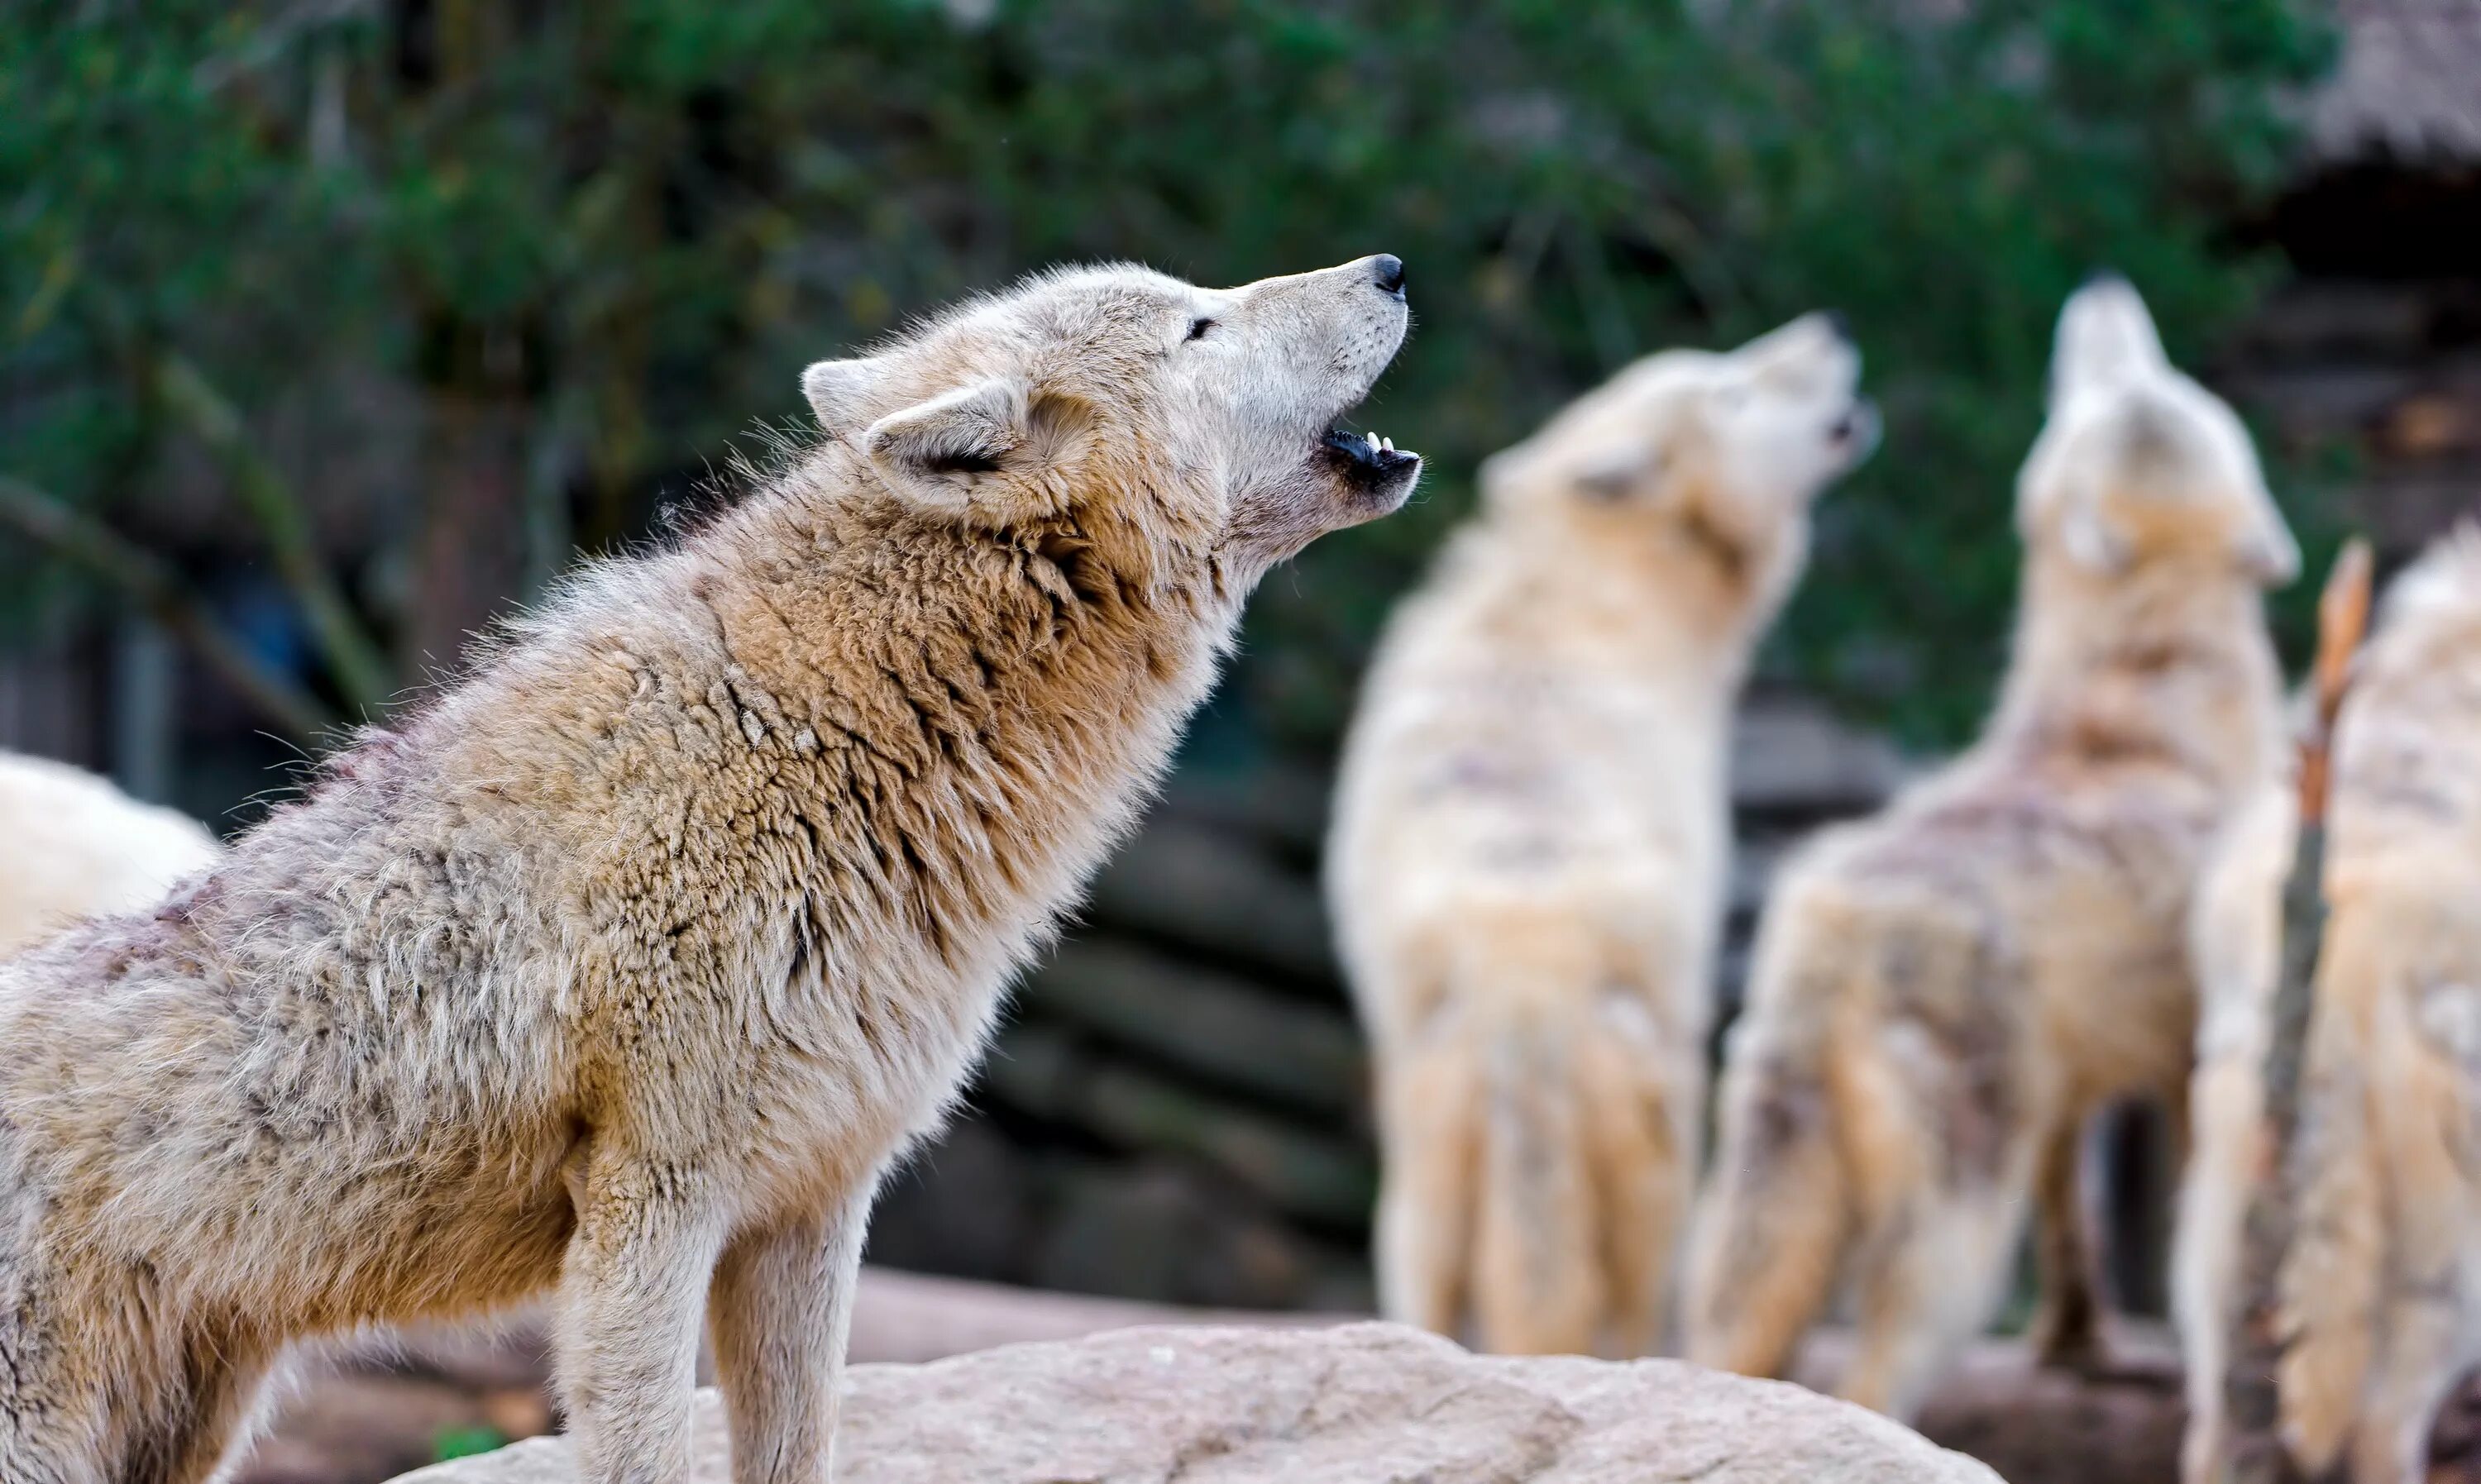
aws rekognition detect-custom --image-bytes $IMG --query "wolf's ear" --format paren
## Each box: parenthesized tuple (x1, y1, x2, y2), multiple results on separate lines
(1570, 445, 1666, 504)
(1480, 440, 1658, 510)
(2117, 394, 2299, 584)
(863, 378, 1097, 522)
(2235, 493, 2302, 586)
(1475, 443, 1534, 510)
(863, 377, 1030, 514)
(2050, 274, 2166, 406)
(801, 356, 887, 435)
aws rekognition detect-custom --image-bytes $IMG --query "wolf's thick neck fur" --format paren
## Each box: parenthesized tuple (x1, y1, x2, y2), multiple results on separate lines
(1991, 550, 2287, 795)
(1482, 493, 1808, 685)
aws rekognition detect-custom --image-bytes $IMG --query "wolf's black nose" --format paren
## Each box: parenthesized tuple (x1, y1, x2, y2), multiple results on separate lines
(1372, 255, 1406, 298)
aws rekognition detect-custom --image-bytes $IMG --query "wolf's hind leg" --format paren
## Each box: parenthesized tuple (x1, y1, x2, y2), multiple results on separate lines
(1579, 1021, 1690, 1358)
(1372, 1031, 1482, 1339)
(0, 1251, 120, 1484)
(2345, 1296, 2462, 1484)
(0, 1346, 106, 1484)
(2024, 1113, 2106, 1369)
(1682, 1057, 1847, 1381)
(1838, 1183, 2018, 1423)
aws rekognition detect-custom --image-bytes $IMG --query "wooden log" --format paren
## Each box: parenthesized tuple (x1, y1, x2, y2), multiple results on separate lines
(980, 1023, 1375, 1229)
(1083, 818, 1340, 985)
(1016, 938, 1364, 1117)
(1150, 761, 1331, 860)
(2218, 537, 2373, 1484)
(1073, 1061, 1373, 1227)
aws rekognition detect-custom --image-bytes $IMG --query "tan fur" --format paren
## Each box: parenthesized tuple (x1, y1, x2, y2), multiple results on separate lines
(0, 752, 219, 957)
(1685, 277, 2295, 1420)
(2253, 527, 2481, 1484)
(1331, 315, 1874, 1356)
(0, 256, 1418, 1484)
(2172, 775, 2297, 1483)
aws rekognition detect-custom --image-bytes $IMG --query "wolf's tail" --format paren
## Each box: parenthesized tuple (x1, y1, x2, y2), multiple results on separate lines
(1464, 969, 1690, 1357)
(2277, 892, 2393, 1474)
(1465, 990, 1605, 1355)
(1372, 918, 1690, 1357)
(1683, 885, 1863, 1381)
(1370, 947, 1483, 1339)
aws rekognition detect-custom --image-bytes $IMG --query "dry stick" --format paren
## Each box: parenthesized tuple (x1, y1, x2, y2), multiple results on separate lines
(151, 351, 394, 710)
(0, 473, 338, 741)
(2219, 537, 2374, 1484)
(63, 274, 391, 709)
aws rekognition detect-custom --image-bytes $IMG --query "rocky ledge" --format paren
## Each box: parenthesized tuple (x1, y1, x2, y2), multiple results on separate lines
(391, 1319, 2002, 1483)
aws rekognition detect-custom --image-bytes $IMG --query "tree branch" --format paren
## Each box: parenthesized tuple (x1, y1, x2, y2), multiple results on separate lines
(0, 473, 338, 741)
(151, 351, 394, 709)
(2219, 538, 2373, 1484)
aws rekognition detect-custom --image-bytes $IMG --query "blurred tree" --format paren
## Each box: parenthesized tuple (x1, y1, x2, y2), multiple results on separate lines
(0, 0, 2334, 747)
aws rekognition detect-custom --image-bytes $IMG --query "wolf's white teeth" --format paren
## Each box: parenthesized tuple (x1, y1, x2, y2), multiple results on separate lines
(1379, 436, 1395, 455)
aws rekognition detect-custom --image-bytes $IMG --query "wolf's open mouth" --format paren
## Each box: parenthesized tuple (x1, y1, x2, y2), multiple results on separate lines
(1323, 427, 1421, 491)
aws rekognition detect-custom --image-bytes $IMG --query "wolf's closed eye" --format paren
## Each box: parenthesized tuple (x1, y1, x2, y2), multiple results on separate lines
(1186, 317, 1215, 341)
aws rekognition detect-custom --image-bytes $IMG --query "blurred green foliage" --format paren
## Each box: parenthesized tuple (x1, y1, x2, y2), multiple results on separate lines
(2, 0, 2335, 748)
(428, 1424, 508, 1463)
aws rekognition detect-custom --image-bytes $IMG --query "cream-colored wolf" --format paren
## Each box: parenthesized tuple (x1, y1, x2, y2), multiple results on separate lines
(2170, 750, 2297, 1483)
(0, 751, 218, 957)
(1684, 275, 2297, 1419)
(1330, 314, 1876, 1356)
(0, 255, 1419, 1484)
(2189, 528, 2481, 1484)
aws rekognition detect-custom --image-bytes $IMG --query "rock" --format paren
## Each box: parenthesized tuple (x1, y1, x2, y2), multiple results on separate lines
(388, 1321, 2003, 1484)
(844, 1267, 1336, 1367)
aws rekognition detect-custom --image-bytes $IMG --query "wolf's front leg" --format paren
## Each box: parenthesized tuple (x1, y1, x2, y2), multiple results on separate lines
(558, 1157, 728, 1484)
(706, 1171, 881, 1484)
